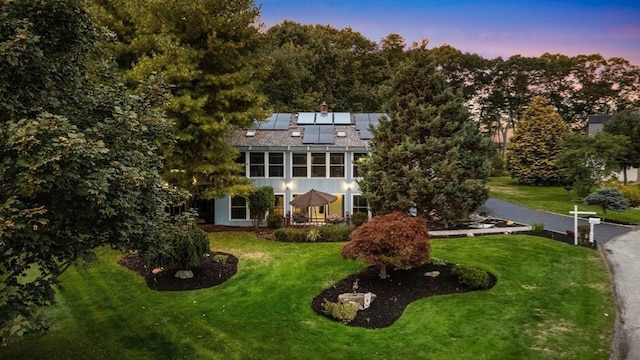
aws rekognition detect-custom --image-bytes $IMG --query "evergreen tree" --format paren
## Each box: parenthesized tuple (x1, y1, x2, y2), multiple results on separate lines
(93, 0, 269, 198)
(357, 53, 493, 224)
(507, 96, 572, 185)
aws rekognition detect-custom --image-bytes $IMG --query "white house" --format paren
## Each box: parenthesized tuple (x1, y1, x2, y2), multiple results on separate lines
(587, 114, 639, 183)
(209, 105, 384, 226)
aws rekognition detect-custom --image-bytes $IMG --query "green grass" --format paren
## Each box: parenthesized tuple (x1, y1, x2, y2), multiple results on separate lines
(1, 232, 614, 359)
(489, 176, 640, 224)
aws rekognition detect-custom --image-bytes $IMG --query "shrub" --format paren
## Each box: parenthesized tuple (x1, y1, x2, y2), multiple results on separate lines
(531, 222, 545, 233)
(145, 221, 210, 269)
(619, 185, 640, 208)
(266, 213, 283, 229)
(273, 228, 308, 242)
(351, 212, 369, 226)
(212, 254, 228, 264)
(306, 228, 321, 242)
(318, 224, 355, 242)
(429, 257, 447, 266)
(452, 264, 491, 289)
(577, 225, 590, 245)
(322, 299, 359, 323)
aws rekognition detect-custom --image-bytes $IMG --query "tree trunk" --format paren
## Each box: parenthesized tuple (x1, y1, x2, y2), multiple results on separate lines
(379, 264, 387, 279)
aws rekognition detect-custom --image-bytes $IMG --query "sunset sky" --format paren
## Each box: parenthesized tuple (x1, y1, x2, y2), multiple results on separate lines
(258, 0, 640, 65)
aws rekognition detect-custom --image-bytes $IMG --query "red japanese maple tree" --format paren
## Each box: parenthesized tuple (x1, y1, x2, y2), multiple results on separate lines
(340, 211, 431, 279)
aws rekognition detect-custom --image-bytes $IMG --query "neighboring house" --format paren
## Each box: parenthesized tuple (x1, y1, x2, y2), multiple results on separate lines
(587, 114, 639, 183)
(211, 103, 383, 226)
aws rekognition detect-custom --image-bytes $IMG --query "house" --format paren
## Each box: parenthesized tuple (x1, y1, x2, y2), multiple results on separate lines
(210, 103, 384, 226)
(587, 114, 639, 183)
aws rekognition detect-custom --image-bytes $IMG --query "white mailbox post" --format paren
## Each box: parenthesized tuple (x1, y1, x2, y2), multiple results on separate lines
(569, 205, 596, 246)
(588, 217, 601, 244)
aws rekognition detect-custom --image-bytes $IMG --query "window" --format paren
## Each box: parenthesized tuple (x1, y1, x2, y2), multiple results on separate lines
(353, 153, 367, 178)
(273, 195, 284, 216)
(330, 153, 345, 178)
(249, 152, 264, 177)
(230, 196, 248, 220)
(353, 195, 368, 214)
(269, 153, 284, 178)
(311, 152, 326, 177)
(236, 152, 247, 176)
(292, 153, 308, 177)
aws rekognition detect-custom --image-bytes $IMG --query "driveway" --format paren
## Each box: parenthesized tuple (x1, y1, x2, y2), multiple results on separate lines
(480, 197, 640, 359)
(478, 198, 636, 243)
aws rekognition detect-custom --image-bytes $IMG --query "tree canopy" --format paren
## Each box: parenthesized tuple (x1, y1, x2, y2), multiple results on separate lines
(1, 0, 169, 343)
(603, 110, 640, 184)
(341, 211, 431, 279)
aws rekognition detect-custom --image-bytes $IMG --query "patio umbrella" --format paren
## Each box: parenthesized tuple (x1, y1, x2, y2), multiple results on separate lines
(289, 189, 337, 223)
(289, 189, 337, 207)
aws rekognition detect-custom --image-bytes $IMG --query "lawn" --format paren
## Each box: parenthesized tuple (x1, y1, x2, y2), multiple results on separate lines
(488, 176, 640, 225)
(1, 231, 614, 360)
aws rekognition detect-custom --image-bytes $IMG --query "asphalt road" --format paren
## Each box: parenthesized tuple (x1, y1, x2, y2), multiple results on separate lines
(478, 198, 637, 243)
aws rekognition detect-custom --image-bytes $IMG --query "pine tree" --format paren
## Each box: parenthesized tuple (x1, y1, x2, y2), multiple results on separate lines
(357, 53, 493, 224)
(507, 96, 571, 185)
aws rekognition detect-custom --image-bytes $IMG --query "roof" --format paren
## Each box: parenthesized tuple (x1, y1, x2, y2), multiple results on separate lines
(227, 112, 388, 150)
(587, 114, 612, 124)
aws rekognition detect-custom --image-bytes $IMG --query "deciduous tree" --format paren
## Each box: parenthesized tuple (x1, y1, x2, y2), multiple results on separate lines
(1, 0, 169, 343)
(340, 212, 430, 279)
(603, 110, 640, 184)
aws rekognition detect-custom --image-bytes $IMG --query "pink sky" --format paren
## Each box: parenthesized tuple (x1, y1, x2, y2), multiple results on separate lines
(259, 0, 640, 65)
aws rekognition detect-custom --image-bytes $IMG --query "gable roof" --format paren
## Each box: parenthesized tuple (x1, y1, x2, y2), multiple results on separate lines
(587, 114, 613, 124)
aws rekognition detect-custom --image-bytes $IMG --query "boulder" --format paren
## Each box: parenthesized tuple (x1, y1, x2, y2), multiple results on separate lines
(338, 292, 377, 310)
(175, 270, 194, 279)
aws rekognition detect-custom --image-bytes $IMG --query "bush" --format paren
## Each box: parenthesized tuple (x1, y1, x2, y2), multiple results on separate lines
(273, 228, 308, 242)
(145, 222, 210, 269)
(619, 185, 640, 208)
(531, 222, 545, 233)
(452, 264, 491, 289)
(351, 212, 368, 226)
(306, 228, 321, 242)
(577, 225, 590, 246)
(266, 213, 283, 229)
(318, 224, 355, 242)
(322, 299, 359, 323)
(429, 257, 447, 266)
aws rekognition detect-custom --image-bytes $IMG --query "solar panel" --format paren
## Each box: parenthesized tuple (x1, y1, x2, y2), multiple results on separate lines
(273, 113, 291, 130)
(317, 125, 335, 144)
(368, 113, 383, 128)
(250, 120, 261, 130)
(354, 113, 370, 130)
(359, 128, 373, 140)
(297, 112, 316, 125)
(302, 125, 320, 143)
(333, 112, 351, 125)
(315, 112, 332, 124)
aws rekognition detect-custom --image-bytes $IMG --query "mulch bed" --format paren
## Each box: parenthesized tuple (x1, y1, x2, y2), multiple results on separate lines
(118, 251, 238, 291)
(311, 263, 496, 329)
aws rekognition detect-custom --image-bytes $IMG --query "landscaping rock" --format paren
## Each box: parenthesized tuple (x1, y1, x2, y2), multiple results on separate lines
(424, 271, 440, 277)
(338, 292, 377, 310)
(175, 270, 194, 279)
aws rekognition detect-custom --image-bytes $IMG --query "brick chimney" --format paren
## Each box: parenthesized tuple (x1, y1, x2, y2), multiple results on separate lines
(320, 101, 328, 114)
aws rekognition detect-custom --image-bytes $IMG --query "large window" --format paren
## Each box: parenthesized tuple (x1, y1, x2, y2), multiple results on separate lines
(353, 153, 367, 178)
(330, 153, 345, 178)
(230, 196, 248, 220)
(249, 152, 265, 177)
(268, 153, 284, 178)
(311, 153, 326, 177)
(273, 195, 284, 216)
(292, 153, 308, 177)
(352, 195, 368, 214)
